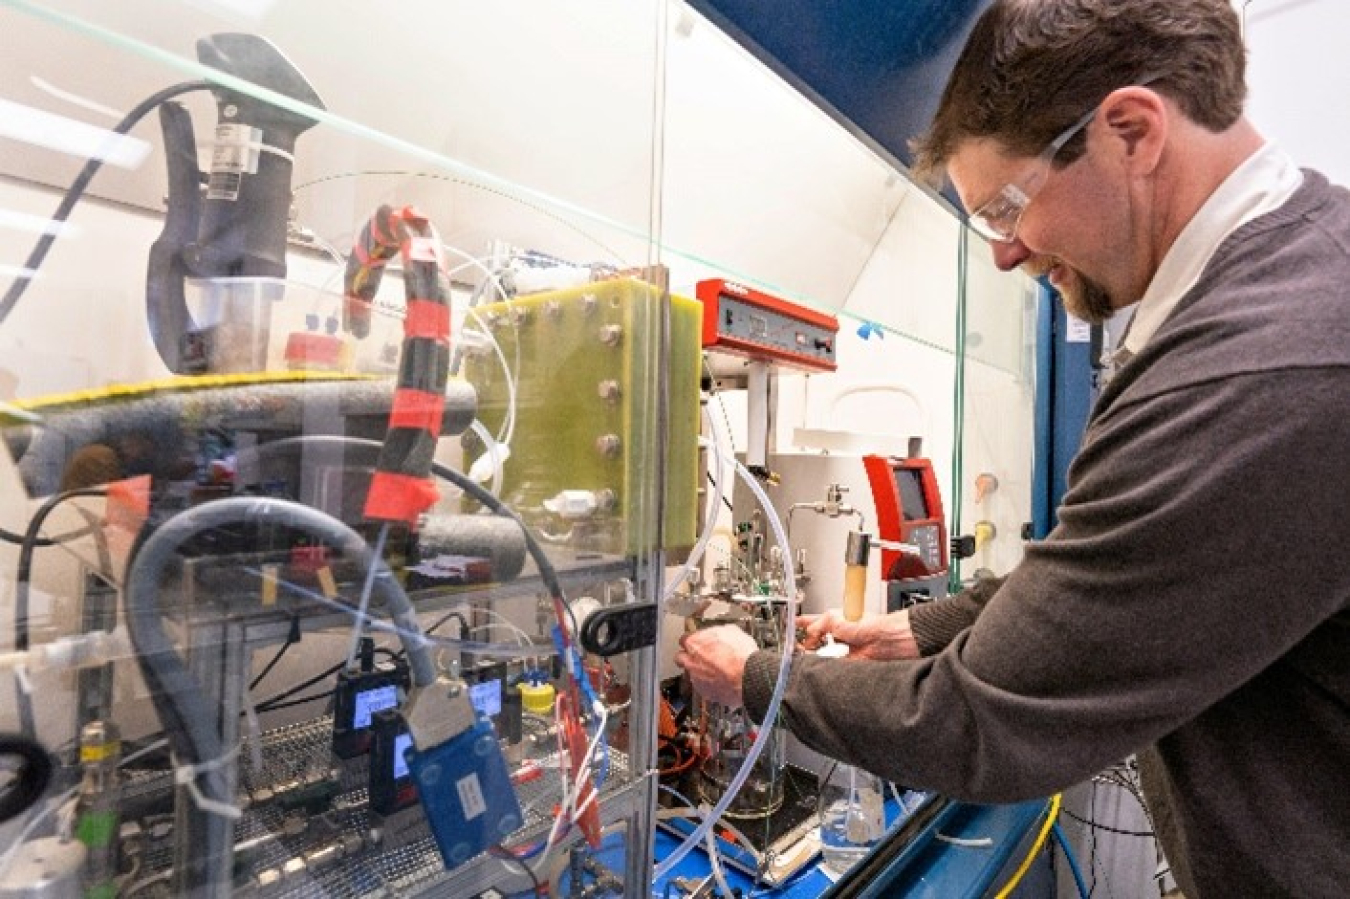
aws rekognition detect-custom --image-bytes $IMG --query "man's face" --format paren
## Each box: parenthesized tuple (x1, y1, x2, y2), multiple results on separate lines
(1017, 251, 1115, 324)
(947, 135, 1134, 325)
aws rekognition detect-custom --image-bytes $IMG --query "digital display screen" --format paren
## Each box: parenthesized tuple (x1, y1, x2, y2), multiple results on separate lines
(392, 732, 414, 780)
(469, 679, 502, 718)
(352, 684, 398, 729)
(895, 468, 929, 521)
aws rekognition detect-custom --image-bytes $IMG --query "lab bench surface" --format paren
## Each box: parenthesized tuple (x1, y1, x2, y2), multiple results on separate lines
(651, 798, 1054, 899)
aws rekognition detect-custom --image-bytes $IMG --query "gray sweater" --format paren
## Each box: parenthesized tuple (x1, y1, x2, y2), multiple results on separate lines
(744, 171, 1350, 898)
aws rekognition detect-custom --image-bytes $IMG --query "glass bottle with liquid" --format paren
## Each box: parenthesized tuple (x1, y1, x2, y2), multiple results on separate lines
(819, 762, 886, 877)
(842, 531, 870, 622)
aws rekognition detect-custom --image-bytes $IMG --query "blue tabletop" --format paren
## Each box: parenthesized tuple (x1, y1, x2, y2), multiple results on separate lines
(649, 798, 1051, 899)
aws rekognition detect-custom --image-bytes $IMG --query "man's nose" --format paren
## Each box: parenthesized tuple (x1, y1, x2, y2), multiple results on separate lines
(990, 237, 1033, 272)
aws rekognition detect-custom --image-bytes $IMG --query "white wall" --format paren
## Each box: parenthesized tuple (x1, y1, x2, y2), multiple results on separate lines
(1238, 0, 1350, 187)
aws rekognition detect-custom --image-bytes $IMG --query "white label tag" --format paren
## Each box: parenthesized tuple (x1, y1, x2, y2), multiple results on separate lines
(211, 124, 261, 175)
(456, 774, 487, 821)
(1065, 315, 1092, 343)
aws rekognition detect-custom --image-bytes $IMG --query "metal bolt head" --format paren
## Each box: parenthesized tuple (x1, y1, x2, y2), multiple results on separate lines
(223, 103, 238, 119)
(596, 434, 622, 459)
(545, 300, 562, 318)
(598, 380, 621, 402)
(599, 324, 623, 346)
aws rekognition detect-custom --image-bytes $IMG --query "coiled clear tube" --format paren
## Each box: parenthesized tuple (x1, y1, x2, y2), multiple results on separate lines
(653, 459, 797, 881)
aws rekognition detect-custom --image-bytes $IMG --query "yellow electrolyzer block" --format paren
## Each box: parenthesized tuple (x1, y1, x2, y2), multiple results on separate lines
(463, 278, 702, 556)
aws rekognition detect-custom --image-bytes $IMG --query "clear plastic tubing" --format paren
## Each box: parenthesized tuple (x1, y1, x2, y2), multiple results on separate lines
(662, 404, 726, 601)
(653, 459, 797, 881)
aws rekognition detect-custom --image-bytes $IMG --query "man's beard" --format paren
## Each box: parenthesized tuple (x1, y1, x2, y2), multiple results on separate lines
(1058, 270, 1114, 325)
(1028, 257, 1115, 325)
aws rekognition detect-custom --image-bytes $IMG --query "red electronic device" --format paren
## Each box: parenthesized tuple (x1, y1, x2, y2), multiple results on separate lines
(863, 452, 948, 584)
(695, 278, 838, 372)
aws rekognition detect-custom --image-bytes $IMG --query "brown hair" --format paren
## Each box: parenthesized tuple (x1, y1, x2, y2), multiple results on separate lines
(911, 0, 1247, 183)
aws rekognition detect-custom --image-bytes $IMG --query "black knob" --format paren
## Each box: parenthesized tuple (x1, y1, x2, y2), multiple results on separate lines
(950, 534, 977, 560)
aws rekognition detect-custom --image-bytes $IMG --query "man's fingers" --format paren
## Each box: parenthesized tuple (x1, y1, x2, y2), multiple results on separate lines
(802, 613, 834, 635)
(831, 621, 859, 641)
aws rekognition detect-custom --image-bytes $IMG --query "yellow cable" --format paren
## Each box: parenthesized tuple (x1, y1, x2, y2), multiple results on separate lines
(993, 793, 1062, 899)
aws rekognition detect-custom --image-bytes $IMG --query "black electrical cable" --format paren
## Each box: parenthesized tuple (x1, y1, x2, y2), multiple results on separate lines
(12, 487, 107, 739)
(389, 608, 469, 664)
(0, 80, 212, 327)
(489, 845, 543, 896)
(249, 631, 296, 692)
(1060, 806, 1156, 838)
(255, 690, 333, 714)
(0, 525, 86, 547)
(1089, 783, 1099, 897)
(426, 609, 470, 639)
(254, 660, 345, 710)
(706, 472, 734, 514)
(0, 734, 53, 824)
(14, 488, 107, 652)
(815, 758, 840, 824)
(1092, 766, 1154, 830)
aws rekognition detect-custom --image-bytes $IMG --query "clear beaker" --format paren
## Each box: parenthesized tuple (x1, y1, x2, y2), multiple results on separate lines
(818, 763, 886, 878)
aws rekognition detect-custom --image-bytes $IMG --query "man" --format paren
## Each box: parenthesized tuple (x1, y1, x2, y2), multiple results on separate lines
(676, 1, 1350, 895)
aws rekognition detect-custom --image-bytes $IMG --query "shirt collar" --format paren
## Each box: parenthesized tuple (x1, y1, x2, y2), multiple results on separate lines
(1121, 141, 1303, 356)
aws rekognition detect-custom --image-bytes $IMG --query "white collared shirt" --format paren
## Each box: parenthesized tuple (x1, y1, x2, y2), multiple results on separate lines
(1121, 141, 1304, 357)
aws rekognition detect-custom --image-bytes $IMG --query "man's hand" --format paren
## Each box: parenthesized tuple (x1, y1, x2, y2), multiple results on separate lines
(797, 609, 920, 660)
(675, 624, 759, 708)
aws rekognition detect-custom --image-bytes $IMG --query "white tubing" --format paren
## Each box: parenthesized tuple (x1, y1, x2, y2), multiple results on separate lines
(465, 308, 519, 447)
(706, 824, 735, 898)
(827, 383, 929, 440)
(343, 522, 390, 672)
(442, 249, 510, 307)
(661, 404, 726, 601)
(652, 459, 797, 881)
(467, 418, 505, 498)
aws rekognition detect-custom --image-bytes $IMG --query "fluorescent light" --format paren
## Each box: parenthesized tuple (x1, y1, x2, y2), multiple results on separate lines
(0, 209, 78, 238)
(0, 98, 150, 169)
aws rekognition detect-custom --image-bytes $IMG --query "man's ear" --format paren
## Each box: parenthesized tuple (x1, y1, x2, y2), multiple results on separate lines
(1100, 86, 1168, 174)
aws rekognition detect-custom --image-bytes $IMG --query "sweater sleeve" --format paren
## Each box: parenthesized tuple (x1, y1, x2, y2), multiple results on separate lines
(908, 575, 1005, 656)
(743, 367, 1350, 802)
